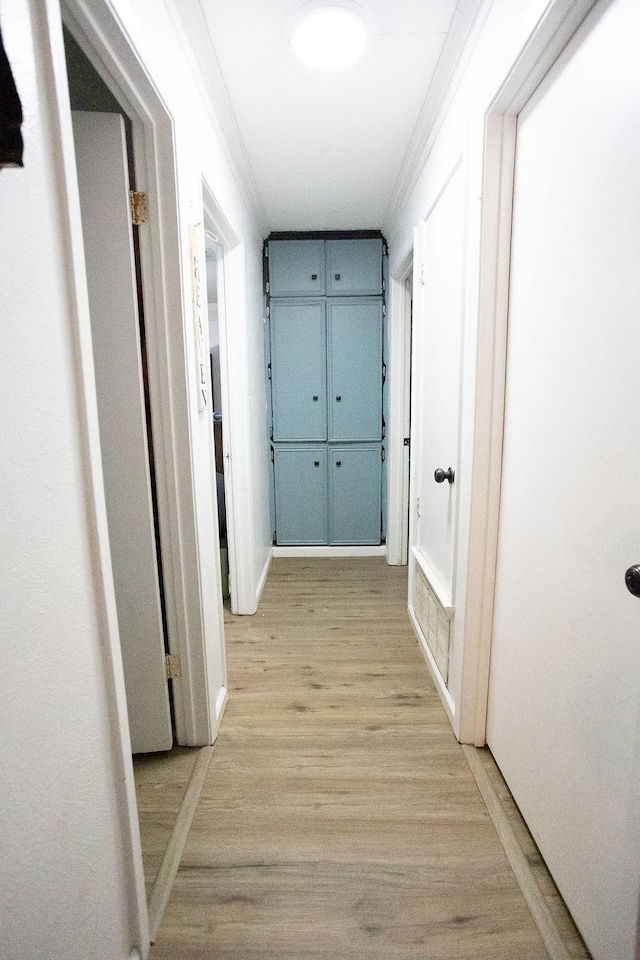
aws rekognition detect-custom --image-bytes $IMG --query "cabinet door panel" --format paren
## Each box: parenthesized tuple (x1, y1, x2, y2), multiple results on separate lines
(271, 300, 326, 441)
(326, 239, 383, 296)
(269, 240, 325, 297)
(329, 446, 381, 545)
(328, 299, 382, 441)
(274, 446, 328, 545)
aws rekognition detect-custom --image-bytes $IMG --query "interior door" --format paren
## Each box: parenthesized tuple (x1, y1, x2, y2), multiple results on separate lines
(486, 3, 640, 956)
(72, 111, 172, 754)
(412, 165, 465, 597)
(327, 299, 382, 441)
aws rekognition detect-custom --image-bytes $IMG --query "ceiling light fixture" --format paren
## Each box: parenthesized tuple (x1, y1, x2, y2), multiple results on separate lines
(290, 5, 368, 72)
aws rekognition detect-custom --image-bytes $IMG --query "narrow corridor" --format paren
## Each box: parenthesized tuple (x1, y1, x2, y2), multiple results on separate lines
(146, 558, 571, 959)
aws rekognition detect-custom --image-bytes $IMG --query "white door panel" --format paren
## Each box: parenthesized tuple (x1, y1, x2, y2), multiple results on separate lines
(487, 2, 640, 956)
(73, 112, 172, 753)
(414, 165, 465, 596)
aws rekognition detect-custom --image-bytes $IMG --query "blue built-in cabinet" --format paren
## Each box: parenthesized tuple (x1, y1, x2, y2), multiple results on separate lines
(267, 236, 385, 546)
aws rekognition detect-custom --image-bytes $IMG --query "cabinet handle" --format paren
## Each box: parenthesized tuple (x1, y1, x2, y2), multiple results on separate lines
(334, 274, 341, 281)
(335, 395, 341, 402)
(335, 461, 342, 467)
(314, 460, 320, 467)
(312, 395, 318, 401)
(311, 274, 317, 280)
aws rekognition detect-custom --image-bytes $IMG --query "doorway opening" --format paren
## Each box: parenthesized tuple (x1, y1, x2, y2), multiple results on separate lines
(203, 229, 229, 600)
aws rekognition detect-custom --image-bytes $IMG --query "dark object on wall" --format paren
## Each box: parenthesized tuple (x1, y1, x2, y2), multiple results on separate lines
(0, 24, 24, 168)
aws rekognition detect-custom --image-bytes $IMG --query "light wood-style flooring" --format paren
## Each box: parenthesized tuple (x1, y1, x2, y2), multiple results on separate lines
(148, 558, 583, 959)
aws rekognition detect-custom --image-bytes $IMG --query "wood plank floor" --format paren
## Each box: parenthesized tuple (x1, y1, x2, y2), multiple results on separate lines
(150, 558, 551, 959)
(134, 746, 201, 894)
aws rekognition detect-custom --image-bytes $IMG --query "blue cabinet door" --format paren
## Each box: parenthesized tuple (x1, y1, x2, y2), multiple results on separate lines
(328, 299, 382, 441)
(271, 300, 326, 441)
(329, 445, 381, 545)
(326, 239, 383, 296)
(274, 445, 328, 545)
(269, 240, 325, 297)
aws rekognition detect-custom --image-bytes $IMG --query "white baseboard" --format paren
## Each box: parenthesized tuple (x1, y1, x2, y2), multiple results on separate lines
(255, 550, 272, 607)
(272, 545, 387, 558)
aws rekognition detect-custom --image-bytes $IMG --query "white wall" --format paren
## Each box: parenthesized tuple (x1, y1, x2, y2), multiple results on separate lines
(383, 0, 552, 738)
(0, 1, 147, 956)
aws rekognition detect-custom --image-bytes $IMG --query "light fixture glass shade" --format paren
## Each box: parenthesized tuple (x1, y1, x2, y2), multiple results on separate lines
(290, 6, 367, 71)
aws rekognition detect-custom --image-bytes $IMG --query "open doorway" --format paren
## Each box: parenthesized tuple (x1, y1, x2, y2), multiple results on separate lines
(64, 27, 174, 756)
(203, 230, 230, 600)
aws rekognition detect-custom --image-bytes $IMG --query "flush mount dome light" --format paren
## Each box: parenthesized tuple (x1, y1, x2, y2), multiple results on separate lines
(290, 5, 368, 71)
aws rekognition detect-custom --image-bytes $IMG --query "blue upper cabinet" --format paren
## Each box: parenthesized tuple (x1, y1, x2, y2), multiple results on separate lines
(271, 300, 326, 441)
(326, 239, 383, 296)
(269, 240, 325, 297)
(328, 299, 382, 441)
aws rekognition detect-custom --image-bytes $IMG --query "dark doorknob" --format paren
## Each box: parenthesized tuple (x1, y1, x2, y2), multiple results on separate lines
(625, 565, 640, 597)
(434, 467, 455, 484)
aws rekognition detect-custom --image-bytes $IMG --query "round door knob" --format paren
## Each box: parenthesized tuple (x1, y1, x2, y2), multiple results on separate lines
(625, 565, 640, 597)
(434, 467, 455, 484)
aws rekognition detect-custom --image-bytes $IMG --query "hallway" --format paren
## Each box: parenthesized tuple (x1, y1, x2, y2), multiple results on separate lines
(148, 559, 576, 959)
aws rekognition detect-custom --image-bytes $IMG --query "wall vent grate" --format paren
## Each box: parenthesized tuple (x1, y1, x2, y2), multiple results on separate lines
(413, 563, 451, 684)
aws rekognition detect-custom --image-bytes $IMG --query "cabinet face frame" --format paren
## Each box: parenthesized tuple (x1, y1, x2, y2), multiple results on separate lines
(266, 233, 387, 547)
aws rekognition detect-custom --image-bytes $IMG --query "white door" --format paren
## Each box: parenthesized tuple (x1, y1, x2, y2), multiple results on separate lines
(73, 112, 172, 753)
(487, 3, 640, 957)
(411, 164, 465, 598)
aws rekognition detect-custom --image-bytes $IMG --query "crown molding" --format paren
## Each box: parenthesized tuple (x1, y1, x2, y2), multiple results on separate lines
(383, 0, 489, 231)
(162, 0, 269, 236)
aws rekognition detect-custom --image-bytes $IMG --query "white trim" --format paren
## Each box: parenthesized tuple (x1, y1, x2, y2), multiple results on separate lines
(254, 549, 272, 607)
(383, 0, 488, 228)
(386, 257, 413, 566)
(458, 0, 602, 746)
(273, 546, 387, 558)
(408, 607, 456, 727)
(162, 0, 267, 234)
(45, 2, 149, 953)
(147, 745, 215, 943)
(217, 240, 260, 615)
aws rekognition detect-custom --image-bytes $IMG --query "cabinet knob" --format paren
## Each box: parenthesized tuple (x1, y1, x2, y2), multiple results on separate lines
(336, 460, 342, 467)
(311, 274, 317, 280)
(335, 395, 341, 402)
(312, 395, 318, 401)
(314, 460, 320, 467)
(334, 274, 341, 281)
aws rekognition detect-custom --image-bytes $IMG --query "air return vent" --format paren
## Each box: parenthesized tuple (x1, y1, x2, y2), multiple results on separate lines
(413, 562, 451, 684)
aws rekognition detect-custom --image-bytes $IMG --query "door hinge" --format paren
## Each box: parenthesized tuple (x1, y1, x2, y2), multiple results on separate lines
(381, 446, 386, 462)
(267, 362, 272, 380)
(264, 242, 269, 257)
(403, 437, 410, 447)
(270, 445, 275, 463)
(165, 654, 182, 680)
(129, 191, 149, 226)
(382, 278, 386, 292)
(382, 362, 386, 384)
(266, 281, 270, 294)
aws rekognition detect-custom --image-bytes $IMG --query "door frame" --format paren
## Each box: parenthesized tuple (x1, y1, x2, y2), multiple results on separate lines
(61, 0, 221, 746)
(386, 249, 414, 566)
(458, 0, 602, 745)
(201, 180, 258, 615)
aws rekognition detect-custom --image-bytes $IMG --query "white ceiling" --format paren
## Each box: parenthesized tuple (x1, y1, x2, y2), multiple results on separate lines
(192, 0, 475, 232)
